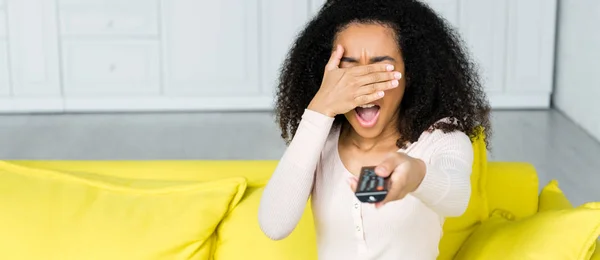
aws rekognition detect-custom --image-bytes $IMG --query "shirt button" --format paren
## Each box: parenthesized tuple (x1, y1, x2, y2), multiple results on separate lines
(356, 226, 361, 232)
(354, 203, 359, 209)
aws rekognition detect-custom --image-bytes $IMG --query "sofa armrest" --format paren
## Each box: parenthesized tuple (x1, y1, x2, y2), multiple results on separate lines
(485, 162, 539, 219)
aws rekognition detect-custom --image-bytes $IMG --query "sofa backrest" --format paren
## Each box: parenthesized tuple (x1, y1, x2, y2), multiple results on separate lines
(4, 131, 542, 260)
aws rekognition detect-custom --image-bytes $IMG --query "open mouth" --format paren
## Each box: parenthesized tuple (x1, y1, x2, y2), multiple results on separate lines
(355, 104, 380, 128)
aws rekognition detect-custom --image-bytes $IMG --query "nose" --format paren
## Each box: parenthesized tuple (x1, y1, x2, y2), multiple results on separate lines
(359, 48, 369, 65)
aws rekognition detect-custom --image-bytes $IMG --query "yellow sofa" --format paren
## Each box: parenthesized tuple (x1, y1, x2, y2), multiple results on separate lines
(1, 144, 599, 259)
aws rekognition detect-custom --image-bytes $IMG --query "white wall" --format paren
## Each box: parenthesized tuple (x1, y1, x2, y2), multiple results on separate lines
(554, 1, 600, 141)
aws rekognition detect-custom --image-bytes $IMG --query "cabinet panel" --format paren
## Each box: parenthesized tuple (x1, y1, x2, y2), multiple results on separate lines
(6, 0, 61, 96)
(0, 12, 6, 38)
(58, 1, 159, 36)
(505, 0, 557, 93)
(0, 41, 9, 96)
(261, 0, 309, 96)
(459, 0, 507, 93)
(0, 7, 7, 96)
(62, 41, 160, 96)
(162, 0, 260, 96)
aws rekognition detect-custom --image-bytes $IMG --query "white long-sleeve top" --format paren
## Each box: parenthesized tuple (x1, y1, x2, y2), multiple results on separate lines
(258, 109, 474, 260)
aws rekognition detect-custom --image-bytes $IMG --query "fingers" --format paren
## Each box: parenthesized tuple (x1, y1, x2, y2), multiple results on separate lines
(349, 63, 395, 76)
(353, 90, 386, 106)
(379, 181, 405, 207)
(354, 71, 402, 87)
(325, 45, 344, 71)
(350, 70, 402, 102)
(375, 152, 407, 178)
(378, 163, 411, 207)
(354, 78, 400, 97)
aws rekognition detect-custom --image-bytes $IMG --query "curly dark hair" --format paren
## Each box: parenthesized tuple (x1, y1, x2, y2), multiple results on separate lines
(275, 0, 492, 148)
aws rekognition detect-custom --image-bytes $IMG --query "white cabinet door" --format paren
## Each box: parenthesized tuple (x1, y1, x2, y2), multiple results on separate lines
(0, 6, 10, 97)
(162, 0, 260, 96)
(505, 0, 557, 94)
(57, 1, 161, 97)
(0, 41, 9, 97)
(260, 0, 310, 97)
(61, 41, 160, 96)
(459, 0, 507, 93)
(58, 0, 159, 37)
(6, 0, 61, 97)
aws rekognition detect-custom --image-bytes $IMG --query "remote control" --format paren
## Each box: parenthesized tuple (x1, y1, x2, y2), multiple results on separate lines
(355, 166, 389, 203)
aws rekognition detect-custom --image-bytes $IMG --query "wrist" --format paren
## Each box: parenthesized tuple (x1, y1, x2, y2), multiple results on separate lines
(307, 102, 335, 118)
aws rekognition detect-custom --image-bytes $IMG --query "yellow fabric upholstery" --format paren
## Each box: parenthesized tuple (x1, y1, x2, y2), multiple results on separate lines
(538, 179, 574, 211)
(486, 162, 539, 219)
(3, 151, 596, 259)
(454, 203, 600, 260)
(213, 187, 317, 260)
(10, 160, 275, 187)
(538, 180, 600, 259)
(0, 161, 247, 260)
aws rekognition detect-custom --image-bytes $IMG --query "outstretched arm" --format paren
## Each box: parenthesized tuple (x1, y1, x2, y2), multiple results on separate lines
(258, 109, 334, 240)
(358, 130, 474, 217)
(410, 131, 474, 217)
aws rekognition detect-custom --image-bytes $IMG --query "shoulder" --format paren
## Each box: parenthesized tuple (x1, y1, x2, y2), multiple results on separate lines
(420, 128, 471, 145)
(416, 118, 473, 153)
(318, 125, 341, 166)
(412, 128, 474, 170)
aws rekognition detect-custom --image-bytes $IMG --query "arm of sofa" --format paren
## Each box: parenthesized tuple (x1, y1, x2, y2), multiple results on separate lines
(485, 162, 539, 219)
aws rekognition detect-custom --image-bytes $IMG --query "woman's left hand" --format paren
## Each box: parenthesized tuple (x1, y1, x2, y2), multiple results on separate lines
(349, 152, 427, 208)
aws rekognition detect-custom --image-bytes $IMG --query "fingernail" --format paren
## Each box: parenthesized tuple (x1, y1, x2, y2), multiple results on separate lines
(378, 91, 385, 97)
(375, 166, 386, 174)
(386, 65, 394, 71)
(394, 72, 402, 79)
(391, 80, 399, 87)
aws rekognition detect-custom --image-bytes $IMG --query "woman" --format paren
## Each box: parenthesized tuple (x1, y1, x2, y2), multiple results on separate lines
(258, 0, 491, 259)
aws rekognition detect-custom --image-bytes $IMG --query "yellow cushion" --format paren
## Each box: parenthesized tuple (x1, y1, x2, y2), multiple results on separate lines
(538, 179, 573, 211)
(538, 180, 600, 259)
(214, 187, 317, 260)
(455, 203, 600, 260)
(8, 160, 276, 187)
(0, 161, 247, 260)
(437, 135, 489, 260)
(486, 162, 539, 219)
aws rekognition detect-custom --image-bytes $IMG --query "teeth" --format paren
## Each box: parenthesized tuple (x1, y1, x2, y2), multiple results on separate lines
(360, 104, 375, 108)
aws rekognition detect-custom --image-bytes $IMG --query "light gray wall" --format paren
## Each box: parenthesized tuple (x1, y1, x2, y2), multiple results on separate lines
(554, 1, 600, 141)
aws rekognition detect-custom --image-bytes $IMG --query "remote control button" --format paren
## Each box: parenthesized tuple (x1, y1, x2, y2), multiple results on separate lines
(376, 186, 383, 191)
